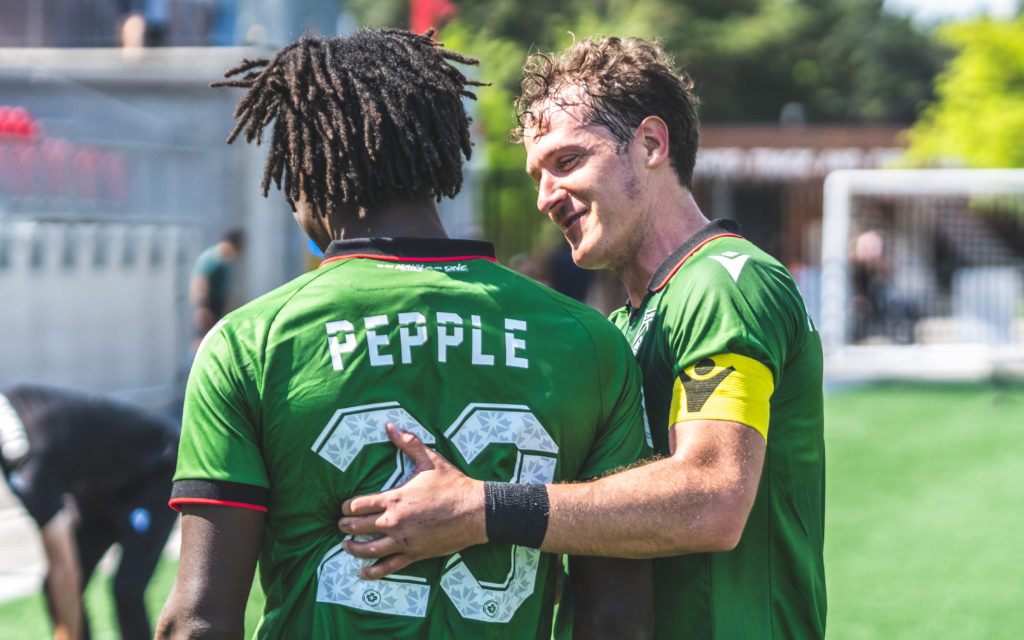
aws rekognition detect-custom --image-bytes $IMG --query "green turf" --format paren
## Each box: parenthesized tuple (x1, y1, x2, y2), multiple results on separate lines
(823, 382, 1024, 639)
(1, 382, 1022, 638)
(0, 556, 264, 639)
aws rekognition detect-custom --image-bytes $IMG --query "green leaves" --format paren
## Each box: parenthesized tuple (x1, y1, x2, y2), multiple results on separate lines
(906, 17, 1024, 168)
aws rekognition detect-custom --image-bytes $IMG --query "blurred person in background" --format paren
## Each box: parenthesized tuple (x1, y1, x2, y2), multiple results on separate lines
(116, 0, 169, 47)
(545, 241, 595, 303)
(157, 28, 651, 639)
(850, 228, 889, 342)
(189, 227, 244, 352)
(0, 385, 179, 640)
(338, 35, 827, 639)
(849, 228, 919, 344)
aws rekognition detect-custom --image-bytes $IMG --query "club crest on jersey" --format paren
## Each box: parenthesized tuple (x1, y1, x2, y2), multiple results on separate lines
(709, 251, 750, 282)
(679, 358, 736, 412)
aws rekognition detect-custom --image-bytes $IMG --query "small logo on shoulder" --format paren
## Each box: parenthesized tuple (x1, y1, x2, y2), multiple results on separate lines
(709, 251, 750, 282)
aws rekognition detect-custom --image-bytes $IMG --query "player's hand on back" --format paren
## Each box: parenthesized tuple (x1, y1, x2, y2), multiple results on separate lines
(339, 422, 488, 579)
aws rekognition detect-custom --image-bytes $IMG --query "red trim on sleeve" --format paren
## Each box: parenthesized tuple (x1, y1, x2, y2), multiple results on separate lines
(652, 233, 742, 292)
(168, 497, 268, 513)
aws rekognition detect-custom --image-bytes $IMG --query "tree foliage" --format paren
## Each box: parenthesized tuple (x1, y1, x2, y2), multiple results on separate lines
(905, 17, 1024, 168)
(345, 0, 944, 124)
(342, 0, 947, 257)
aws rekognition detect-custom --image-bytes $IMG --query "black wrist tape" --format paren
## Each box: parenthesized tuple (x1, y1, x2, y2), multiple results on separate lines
(483, 481, 550, 549)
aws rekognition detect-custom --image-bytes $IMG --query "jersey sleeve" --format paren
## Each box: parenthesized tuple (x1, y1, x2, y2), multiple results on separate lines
(660, 248, 801, 439)
(171, 318, 269, 512)
(574, 321, 651, 480)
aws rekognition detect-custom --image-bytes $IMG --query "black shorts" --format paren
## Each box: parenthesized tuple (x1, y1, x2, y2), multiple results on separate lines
(71, 460, 178, 585)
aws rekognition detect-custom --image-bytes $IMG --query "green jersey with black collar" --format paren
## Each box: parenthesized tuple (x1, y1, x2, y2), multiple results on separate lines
(609, 219, 827, 639)
(172, 237, 648, 639)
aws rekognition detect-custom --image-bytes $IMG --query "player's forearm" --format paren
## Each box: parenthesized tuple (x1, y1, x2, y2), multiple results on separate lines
(156, 579, 247, 639)
(538, 456, 747, 557)
(155, 609, 240, 640)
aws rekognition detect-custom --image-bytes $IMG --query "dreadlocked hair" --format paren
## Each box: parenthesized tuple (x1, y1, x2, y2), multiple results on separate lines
(212, 29, 486, 215)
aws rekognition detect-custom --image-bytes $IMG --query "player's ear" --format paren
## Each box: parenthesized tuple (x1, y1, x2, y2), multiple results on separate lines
(636, 116, 670, 169)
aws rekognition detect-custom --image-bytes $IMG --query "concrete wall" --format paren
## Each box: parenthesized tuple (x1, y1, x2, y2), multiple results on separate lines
(0, 47, 306, 408)
(0, 46, 481, 409)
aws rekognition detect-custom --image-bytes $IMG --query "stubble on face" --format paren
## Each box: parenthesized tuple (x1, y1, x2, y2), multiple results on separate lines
(523, 95, 653, 271)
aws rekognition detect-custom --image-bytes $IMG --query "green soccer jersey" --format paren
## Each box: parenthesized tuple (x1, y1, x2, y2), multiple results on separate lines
(172, 237, 648, 639)
(609, 220, 826, 639)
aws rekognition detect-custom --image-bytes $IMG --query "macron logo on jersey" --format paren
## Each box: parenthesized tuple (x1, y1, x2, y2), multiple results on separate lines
(709, 251, 750, 282)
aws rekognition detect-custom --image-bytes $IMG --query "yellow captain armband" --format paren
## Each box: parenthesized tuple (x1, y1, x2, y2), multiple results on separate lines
(668, 353, 774, 440)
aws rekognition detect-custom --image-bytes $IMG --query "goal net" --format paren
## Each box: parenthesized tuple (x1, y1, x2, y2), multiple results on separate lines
(820, 169, 1024, 381)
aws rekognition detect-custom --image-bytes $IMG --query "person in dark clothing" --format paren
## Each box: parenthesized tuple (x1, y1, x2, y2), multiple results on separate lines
(547, 241, 595, 303)
(0, 384, 179, 640)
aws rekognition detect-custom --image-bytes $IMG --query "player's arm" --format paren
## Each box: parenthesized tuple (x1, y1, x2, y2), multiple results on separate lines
(155, 504, 263, 639)
(339, 419, 765, 574)
(568, 556, 653, 639)
(541, 418, 764, 557)
(39, 509, 83, 640)
(189, 270, 210, 309)
(189, 271, 218, 340)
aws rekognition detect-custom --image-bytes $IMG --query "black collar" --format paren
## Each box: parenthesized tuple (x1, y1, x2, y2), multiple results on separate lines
(320, 237, 496, 263)
(646, 219, 743, 293)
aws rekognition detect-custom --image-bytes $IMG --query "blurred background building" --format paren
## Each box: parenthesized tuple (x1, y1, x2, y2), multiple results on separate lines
(0, 1, 478, 409)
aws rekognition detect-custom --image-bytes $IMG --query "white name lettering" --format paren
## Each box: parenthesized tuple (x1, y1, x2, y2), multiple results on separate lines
(323, 311, 528, 370)
(505, 319, 528, 369)
(326, 320, 356, 371)
(398, 312, 428, 364)
(365, 315, 393, 367)
(471, 315, 494, 366)
(437, 312, 463, 363)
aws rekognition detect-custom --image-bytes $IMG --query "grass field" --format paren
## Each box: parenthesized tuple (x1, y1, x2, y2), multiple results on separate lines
(0, 559, 265, 639)
(822, 382, 1024, 639)
(1, 382, 1022, 638)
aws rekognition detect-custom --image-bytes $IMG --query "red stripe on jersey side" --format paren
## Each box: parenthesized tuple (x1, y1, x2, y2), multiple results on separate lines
(168, 497, 269, 513)
(319, 254, 499, 268)
(652, 233, 742, 293)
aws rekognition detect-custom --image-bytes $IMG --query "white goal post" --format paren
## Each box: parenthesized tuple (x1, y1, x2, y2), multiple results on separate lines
(820, 169, 1024, 381)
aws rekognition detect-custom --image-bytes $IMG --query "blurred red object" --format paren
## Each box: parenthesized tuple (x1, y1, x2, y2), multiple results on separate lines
(0, 105, 40, 138)
(410, 0, 457, 36)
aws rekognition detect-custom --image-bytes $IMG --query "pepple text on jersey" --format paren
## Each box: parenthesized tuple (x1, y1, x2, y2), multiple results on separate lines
(325, 312, 529, 371)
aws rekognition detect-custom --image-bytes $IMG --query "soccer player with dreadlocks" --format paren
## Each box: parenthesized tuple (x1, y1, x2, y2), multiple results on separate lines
(155, 29, 653, 638)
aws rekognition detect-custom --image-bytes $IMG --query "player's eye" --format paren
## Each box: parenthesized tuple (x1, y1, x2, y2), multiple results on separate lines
(556, 154, 580, 172)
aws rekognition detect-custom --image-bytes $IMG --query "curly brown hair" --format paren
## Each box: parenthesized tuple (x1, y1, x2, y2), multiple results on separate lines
(213, 29, 486, 215)
(512, 36, 700, 188)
